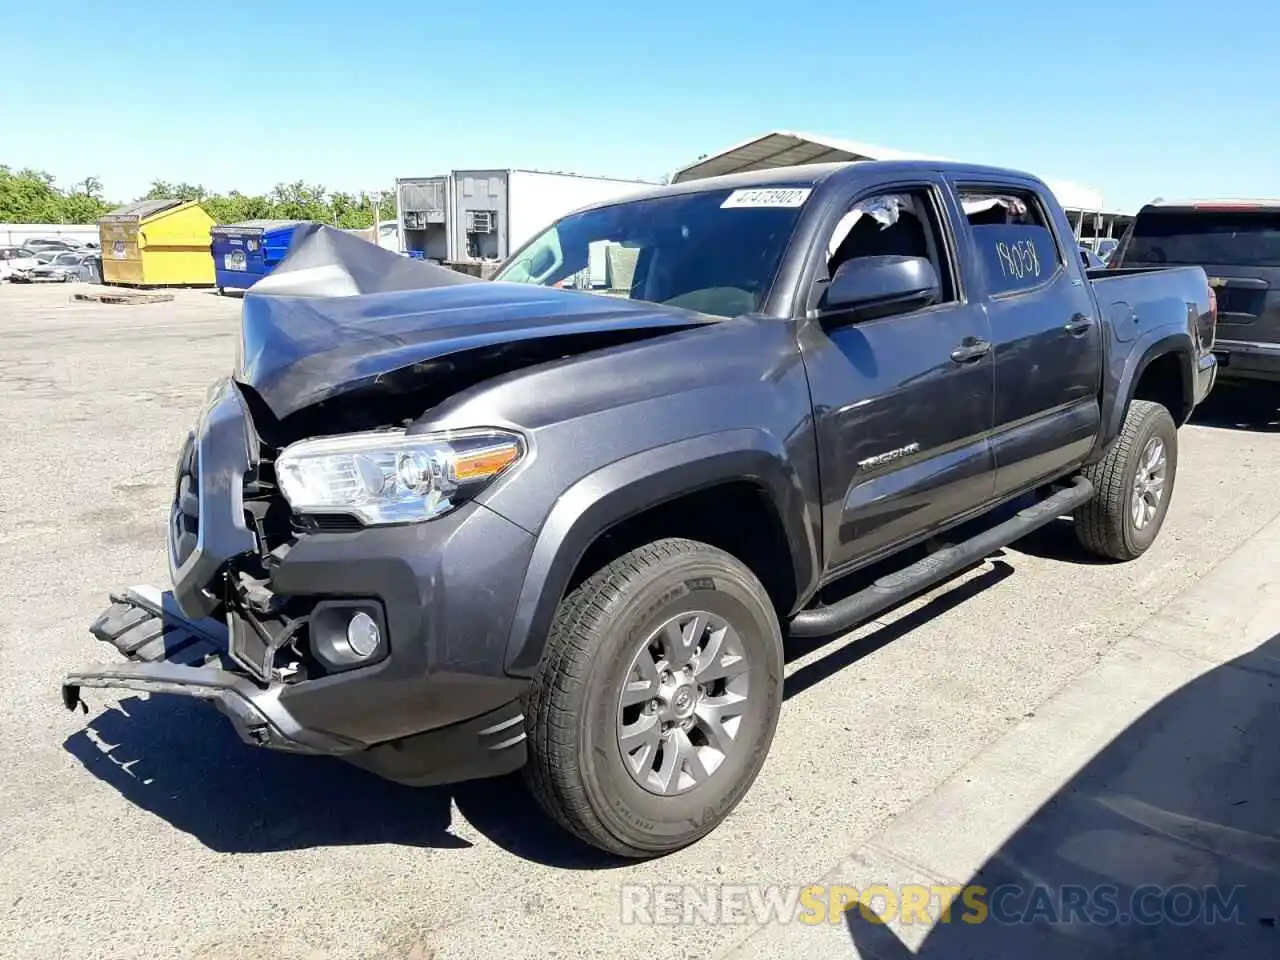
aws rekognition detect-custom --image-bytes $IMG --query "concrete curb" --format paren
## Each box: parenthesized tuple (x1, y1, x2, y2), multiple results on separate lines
(722, 513, 1280, 958)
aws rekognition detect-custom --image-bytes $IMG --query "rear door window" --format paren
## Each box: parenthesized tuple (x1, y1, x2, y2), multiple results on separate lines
(1123, 209, 1280, 267)
(957, 187, 1064, 297)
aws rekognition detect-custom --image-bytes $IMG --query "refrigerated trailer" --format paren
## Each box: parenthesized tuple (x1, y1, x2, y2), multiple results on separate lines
(395, 170, 655, 268)
(395, 175, 452, 261)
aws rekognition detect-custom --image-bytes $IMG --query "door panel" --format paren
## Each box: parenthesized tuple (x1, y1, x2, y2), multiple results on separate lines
(956, 189, 1103, 497)
(987, 400, 1097, 495)
(805, 301, 996, 574)
(986, 273, 1102, 495)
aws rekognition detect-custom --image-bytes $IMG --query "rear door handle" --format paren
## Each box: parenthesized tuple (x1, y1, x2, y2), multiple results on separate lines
(950, 338, 991, 363)
(1064, 314, 1094, 336)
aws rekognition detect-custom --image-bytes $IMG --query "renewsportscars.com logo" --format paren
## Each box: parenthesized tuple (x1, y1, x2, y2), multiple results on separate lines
(620, 883, 1248, 928)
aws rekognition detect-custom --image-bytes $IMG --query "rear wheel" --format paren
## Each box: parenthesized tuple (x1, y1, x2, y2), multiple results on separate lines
(1075, 399, 1178, 560)
(524, 538, 783, 857)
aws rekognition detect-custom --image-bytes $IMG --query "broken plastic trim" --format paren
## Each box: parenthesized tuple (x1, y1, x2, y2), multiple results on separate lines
(62, 584, 365, 756)
(62, 660, 365, 755)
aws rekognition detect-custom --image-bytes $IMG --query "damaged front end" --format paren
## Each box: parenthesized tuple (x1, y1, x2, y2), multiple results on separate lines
(63, 373, 534, 783)
(63, 378, 369, 757)
(61, 227, 713, 783)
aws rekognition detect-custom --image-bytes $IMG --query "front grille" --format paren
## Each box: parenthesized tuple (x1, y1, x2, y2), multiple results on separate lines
(294, 513, 364, 534)
(171, 434, 200, 567)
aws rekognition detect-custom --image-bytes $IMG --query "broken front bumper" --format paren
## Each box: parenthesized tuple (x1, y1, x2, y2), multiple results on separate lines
(62, 584, 532, 785)
(62, 585, 364, 756)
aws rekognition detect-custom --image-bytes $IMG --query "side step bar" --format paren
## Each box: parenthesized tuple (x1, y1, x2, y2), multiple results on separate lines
(789, 476, 1095, 638)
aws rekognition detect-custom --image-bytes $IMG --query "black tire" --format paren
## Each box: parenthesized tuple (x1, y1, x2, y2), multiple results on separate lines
(1075, 399, 1178, 561)
(524, 538, 783, 857)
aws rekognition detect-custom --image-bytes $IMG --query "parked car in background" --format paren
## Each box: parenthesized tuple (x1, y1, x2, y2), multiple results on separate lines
(9, 250, 95, 283)
(22, 237, 84, 252)
(1095, 237, 1119, 262)
(1112, 199, 1280, 385)
(0, 246, 41, 280)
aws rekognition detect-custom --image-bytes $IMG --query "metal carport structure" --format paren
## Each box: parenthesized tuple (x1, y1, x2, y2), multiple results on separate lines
(669, 130, 1129, 239)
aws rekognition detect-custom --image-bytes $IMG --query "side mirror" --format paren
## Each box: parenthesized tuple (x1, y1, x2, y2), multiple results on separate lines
(821, 255, 940, 321)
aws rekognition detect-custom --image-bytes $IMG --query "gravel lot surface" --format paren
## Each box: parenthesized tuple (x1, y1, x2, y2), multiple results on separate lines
(2, 283, 1277, 959)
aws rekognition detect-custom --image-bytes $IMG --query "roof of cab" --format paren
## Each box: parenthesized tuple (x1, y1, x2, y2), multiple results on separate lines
(566, 159, 1048, 215)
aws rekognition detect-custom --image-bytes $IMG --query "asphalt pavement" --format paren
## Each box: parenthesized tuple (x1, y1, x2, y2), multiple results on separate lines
(1, 283, 1277, 960)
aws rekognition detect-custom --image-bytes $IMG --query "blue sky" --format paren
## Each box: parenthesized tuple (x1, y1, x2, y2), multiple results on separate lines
(3, 0, 1276, 213)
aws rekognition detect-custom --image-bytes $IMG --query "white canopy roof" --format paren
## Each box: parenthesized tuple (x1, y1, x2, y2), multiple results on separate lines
(670, 130, 1108, 214)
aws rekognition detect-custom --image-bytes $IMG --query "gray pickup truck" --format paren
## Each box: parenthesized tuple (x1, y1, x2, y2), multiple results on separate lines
(64, 160, 1218, 857)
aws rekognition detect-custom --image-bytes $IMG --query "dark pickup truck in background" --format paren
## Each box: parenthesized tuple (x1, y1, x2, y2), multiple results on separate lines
(63, 160, 1217, 857)
(1113, 198, 1279, 386)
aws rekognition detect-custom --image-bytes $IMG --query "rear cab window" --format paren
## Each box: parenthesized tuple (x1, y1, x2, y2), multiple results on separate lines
(957, 186, 1064, 297)
(1120, 207, 1280, 268)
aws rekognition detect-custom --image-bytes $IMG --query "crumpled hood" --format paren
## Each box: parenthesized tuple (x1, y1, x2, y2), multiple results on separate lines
(232, 223, 715, 421)
(235, 280, 717, 420)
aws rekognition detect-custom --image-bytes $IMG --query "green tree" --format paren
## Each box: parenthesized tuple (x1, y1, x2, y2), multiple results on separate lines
(0, 166, 68, 222)
(2, 164, 398, 229)
(140, 180, 206, 202)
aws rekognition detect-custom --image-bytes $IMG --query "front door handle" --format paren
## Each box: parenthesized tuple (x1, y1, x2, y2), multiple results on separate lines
(950, 337, 991, 364)
(1064, 313, 1094, 336)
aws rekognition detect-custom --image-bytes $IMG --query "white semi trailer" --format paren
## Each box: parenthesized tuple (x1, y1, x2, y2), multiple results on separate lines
(395, 170, 655, 272)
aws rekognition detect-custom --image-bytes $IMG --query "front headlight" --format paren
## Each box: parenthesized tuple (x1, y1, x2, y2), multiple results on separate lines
(275, 428, 524, 525)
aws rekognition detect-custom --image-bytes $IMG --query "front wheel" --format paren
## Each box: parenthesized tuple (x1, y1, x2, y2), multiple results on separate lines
(1075, 399, 1178, 560)
(524, 538, 783, 857)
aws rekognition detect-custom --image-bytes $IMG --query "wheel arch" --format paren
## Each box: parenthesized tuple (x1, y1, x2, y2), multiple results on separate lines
(502, 430, 819, 677)
(1107, 334, 1195, 443)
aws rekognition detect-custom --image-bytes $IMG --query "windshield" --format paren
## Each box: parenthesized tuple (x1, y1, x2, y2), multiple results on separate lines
(494, 186, 810, 317)
(1124, 209, 1280, 267)
(52, 252, 80, 265)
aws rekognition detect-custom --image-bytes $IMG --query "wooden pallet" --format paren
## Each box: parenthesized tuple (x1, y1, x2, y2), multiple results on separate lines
(73, 288, 175, 305)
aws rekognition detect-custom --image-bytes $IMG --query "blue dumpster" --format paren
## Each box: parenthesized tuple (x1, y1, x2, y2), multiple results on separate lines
(211, 220, 313, 293)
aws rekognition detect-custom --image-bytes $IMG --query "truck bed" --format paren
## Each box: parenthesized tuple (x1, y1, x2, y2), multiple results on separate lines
(1088, 265, 1213, 339)
(1084, 266, 1216, 406)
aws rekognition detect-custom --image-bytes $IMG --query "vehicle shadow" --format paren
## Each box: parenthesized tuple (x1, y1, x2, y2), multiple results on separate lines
(62, 696, 618, 869)
(845, 632, 1280, 959)
(1009, 517, 1114, 565)
(65, 559, 1019, 868)
(1190, 383, 1280, 433)
(784, 560, 1015, 700)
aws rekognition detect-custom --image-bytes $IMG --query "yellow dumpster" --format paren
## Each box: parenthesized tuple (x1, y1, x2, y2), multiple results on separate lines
(99, 199, 216, 287)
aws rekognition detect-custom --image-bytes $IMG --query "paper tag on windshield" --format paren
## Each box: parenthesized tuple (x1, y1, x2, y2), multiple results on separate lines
(721, 188, 812, 209)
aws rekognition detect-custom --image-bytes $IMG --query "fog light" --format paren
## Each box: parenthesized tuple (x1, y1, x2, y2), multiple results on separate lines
(346, 611, 380, 658)
(309, 600, 387, 671)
